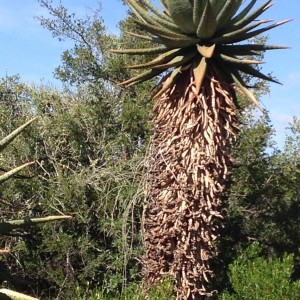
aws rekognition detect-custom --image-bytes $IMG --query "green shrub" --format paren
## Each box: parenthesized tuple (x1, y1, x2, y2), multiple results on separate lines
(0, 118, 71, 299)
(74, 277, 175, 300)
(219, 243, 300, 300)
(0, 80, 147, 299)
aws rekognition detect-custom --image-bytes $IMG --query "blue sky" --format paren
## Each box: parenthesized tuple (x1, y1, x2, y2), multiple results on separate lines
(0, 0, 299, 148)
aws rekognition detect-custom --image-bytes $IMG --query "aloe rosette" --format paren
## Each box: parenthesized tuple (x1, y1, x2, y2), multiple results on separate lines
(115, 0, 290, 104)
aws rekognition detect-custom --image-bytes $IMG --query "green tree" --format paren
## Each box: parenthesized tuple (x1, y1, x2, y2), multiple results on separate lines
(224, 114, 300, 253)
(37, 0, 154, 155)
(219, 243, 300, 300)
(209, 111, 300, 297)
(0, 76, 145, 299)
(37, 0, 116, 86)
(0, 114, 72, 300)
(113, 1, 289, 299)
(2, 1, 157, 297)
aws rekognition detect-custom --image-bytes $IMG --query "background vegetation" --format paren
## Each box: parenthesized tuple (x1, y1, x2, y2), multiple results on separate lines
(0, 1, 299, 299)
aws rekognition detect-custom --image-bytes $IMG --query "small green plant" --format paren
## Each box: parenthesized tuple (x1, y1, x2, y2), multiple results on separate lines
(219, 242, 300, 300)
(147, 276, 175, 300)
(74, 276, 175, 300)
(0, 118, 72, 299)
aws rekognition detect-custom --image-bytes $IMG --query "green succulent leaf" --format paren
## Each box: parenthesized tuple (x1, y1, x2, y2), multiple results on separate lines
(218, 53, 263, 66)
(210, 0, 228, 16)
(216, 0, 242, 31)
(134, 19, 191, 41)
(153, 66, 182, 98)
(229, 20, 292, 44)
(167, 0, 196, 34)
(0, 117, 38, 152)
(229, 0, 257, 27)
(219, 44, 289, 56)
(212, 19, 273, 44)
(193, 0, 206, 28)
(0, 216, 72, 235)
(0, 162, 34, 185)
(127, 48, 182, 69)
(196, 0, 217, 39)
(110, 45, 168, 55)
(144, 0, 173, 22)
(120, 69, 164, 87)
(125, 31, 153, 41)
(152, 34, 200, 49)
(229, 0, 273, 31)
(235, 63, 281, 84)
(231, 71, 261, 109)
(128, 0, 181, 33)
(126, 0, 153, 24)
(151, 48, 197, 69)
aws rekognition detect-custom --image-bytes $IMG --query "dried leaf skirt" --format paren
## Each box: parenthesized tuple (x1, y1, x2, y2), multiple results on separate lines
(142, 68, 239, 299)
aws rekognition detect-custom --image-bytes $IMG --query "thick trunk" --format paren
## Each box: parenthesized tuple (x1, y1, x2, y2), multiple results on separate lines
(142, 68, 239, 299)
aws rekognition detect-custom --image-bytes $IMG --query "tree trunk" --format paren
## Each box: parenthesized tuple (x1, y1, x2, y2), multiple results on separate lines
(142, 68, 239, 299)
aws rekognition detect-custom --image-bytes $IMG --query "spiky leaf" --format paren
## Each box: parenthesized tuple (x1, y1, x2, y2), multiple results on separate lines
(115, 0, 289, 105)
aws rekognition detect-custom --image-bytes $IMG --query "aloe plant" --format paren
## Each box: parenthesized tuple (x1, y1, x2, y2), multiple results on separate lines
(114, 1, 289, 299)
(0, 118, 72, 299)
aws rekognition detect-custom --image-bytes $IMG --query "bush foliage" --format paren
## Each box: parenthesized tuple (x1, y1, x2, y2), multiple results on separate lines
(220, 243, 300, 300)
